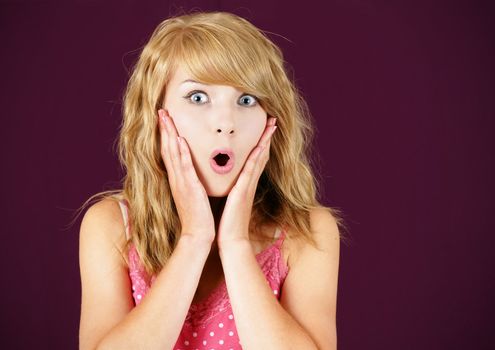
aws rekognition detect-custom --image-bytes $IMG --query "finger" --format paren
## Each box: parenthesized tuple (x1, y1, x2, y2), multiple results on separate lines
(248, 124, 276, 189)
(258, 119, 278, 149)
(251, 124, 276, 172)
(177, 136, 201, 184)
(238, 119, 276, 189)
(158, 109, 175, 183)
(249, 140, 271, 190)
(268, 116, 277, 126)
(234, 145, 265, 196)
(260, 126, 276, 161)
(163, 110, 182, 179)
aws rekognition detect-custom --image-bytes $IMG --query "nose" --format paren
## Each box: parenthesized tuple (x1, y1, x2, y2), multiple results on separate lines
(216, 127, 234, 134)
(212, 106, 235, 135)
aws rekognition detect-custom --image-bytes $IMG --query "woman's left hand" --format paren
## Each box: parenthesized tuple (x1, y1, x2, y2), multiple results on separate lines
(217, 117, 278, 249)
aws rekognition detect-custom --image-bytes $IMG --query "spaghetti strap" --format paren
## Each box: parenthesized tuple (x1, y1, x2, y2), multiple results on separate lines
(273, 227, 286, 249)
(117, 199, 130, 240)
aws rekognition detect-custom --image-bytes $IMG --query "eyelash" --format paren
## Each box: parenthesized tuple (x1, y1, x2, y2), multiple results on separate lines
(183, 90, 259, 107)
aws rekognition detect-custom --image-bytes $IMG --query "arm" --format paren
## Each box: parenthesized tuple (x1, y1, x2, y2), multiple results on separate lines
(219, 207, 340, 350)
(79, 199, 211, 350)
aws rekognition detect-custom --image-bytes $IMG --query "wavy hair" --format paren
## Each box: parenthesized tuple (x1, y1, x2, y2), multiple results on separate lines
(73, 11, 347, 276)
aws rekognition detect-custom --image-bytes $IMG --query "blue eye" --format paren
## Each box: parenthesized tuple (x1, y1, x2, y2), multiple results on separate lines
(184, 90, 209, 104)
(183, 90, 258, 106)
(238, 94, 258, 107)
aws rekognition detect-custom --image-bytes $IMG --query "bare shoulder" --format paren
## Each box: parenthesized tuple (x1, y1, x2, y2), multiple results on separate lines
(285, 206, 340, 269)
(309, 206, 341, 247)
(279, 206, 340, 349)
(79, 197, 133, 349)
(79, 197, 127, 261)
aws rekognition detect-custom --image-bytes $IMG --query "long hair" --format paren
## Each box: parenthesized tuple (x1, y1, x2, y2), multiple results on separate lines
(74, 11, 347, 276)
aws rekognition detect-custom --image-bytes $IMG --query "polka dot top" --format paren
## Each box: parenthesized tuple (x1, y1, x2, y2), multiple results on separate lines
(118, 199, 290, 350)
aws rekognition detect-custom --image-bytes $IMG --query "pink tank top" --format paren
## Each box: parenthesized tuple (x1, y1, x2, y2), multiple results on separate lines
(118, 199, 289, 350)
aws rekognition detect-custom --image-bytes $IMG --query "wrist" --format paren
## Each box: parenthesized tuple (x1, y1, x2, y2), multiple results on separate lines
(179, 232, 214, 251)
(218, 238, 251, 258)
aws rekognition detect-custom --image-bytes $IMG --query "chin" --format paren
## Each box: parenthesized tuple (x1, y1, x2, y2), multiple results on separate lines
(205, 184, 232, 197)
(197, 166, 241, 197)
(202, 176, 238, 197)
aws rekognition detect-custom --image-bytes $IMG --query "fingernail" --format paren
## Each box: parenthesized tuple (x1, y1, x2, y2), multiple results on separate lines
(272, 117, 277, 125)
(271, 126, 277, 134)
(177, 136, 182, 145)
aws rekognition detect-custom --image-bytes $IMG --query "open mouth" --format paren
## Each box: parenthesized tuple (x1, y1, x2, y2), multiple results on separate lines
(213, 153, 230, 166)
(210, 149, 235, 174)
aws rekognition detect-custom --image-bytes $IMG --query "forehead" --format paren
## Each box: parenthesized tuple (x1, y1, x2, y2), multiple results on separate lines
(167, 64, 241, 93)
(168, 64, 193, 85)
(168, 64, 217, 87)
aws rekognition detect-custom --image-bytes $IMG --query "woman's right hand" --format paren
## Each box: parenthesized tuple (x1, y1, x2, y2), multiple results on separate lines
(158, 108, 216, 245)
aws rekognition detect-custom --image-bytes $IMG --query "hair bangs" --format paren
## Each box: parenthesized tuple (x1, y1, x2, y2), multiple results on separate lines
(172, 27, 271, 100)
(73, 12, 347, 278)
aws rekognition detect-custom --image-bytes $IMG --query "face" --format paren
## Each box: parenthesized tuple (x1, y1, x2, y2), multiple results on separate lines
(162, 64, 268, 197)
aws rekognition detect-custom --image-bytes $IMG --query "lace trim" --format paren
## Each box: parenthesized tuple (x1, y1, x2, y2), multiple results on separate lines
(121, 199, 289, 328)
(127, 234, 288, 328)
(184, 240, 287, 328)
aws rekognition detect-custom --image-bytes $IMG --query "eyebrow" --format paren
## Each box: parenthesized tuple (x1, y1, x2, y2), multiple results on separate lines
(180, 79, 209, 86)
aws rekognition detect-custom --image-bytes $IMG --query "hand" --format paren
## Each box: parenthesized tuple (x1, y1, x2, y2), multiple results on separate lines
(158, 109, 215, 245)
(216, 117, 278, 249)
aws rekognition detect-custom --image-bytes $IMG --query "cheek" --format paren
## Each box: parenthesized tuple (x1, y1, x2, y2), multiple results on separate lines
(173, 117, 191, 138)
(241, 113, 267, 145)
(167, 111, 205, 162)
(169, 110, 201, 139)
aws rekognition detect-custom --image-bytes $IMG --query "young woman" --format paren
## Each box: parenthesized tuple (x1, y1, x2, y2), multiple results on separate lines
(78, 11, 345, 350)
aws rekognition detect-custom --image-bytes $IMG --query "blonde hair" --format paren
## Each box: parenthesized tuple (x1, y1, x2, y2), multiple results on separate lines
(73, 11, 347, 276)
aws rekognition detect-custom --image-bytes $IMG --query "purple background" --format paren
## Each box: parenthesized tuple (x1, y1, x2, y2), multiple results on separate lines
(1, 0, 494, 349)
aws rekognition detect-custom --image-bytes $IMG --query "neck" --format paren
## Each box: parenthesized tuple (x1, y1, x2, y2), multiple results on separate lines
(208, 196, 227, 255)
(208, 196, 227, 225)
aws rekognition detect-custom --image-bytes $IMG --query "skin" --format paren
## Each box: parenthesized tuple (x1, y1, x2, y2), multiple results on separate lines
(158, 64, 278, 295)
(157, 74, 331, 348)
(162, 64, 268, 198)
(79, 62, 336, 350)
